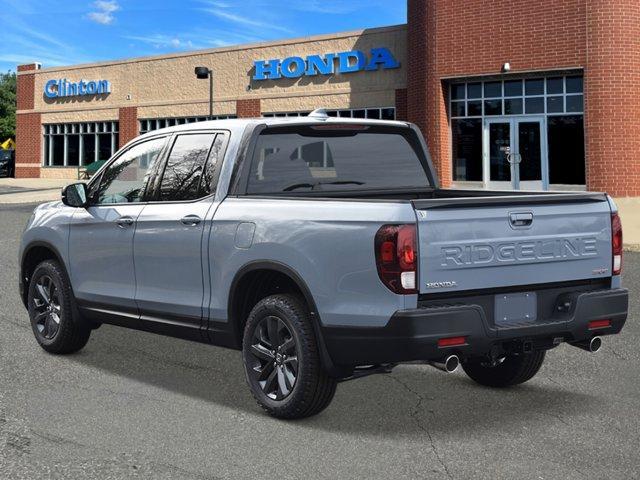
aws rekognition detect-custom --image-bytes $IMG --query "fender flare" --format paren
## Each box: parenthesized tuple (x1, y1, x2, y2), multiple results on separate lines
(228, 260, 342, 376)
(20, 241, 86, 328)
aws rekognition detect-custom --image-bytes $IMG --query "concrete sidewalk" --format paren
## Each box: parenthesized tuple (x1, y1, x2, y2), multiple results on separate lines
(0, 178, 76, 204)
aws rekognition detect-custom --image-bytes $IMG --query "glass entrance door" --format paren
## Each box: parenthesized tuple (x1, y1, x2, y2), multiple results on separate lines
(483, 117, 545, 190)
(515, 118, 544, 190)
(485, 119, 514, 190)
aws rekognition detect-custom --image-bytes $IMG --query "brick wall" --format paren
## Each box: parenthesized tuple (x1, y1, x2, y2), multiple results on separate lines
(16, 65, 41, 178)
(407, 0, 589, 189)
(118, 107, 138, 148)
(236, 98, 261, 118)
(15, 113, 41, 178)
(584, 0, 640, 196)
(395, 88, 408, 121)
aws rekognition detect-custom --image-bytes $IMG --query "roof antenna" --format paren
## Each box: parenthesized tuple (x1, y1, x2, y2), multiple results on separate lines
(308, 108, 329, 119)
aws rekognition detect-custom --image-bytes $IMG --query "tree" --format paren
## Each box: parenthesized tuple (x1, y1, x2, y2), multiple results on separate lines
(0, 71, 17, 141)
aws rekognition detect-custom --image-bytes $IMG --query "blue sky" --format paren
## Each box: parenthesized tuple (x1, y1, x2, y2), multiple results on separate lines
(0, 0, 406, 73)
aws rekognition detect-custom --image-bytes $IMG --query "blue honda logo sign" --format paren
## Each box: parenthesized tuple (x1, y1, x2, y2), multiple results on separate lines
(253, 47, 400, 81)
(44, 79, 111, 99)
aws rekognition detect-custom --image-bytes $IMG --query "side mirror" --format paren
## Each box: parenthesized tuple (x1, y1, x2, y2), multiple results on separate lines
(61, 182, 89, 208)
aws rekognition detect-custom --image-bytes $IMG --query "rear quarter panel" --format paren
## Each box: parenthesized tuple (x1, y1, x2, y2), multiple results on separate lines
(208, 197, 417, 328)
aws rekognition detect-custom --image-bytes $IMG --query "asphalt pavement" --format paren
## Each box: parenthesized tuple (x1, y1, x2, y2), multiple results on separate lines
(1, 203, 639, 479)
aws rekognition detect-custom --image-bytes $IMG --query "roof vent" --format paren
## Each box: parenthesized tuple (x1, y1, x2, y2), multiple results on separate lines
(308, 108, 329, 119)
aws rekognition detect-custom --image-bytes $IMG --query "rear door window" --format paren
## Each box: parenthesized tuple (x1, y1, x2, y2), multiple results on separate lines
(246, 125, 431, 194)
(158, 133, 216, 201)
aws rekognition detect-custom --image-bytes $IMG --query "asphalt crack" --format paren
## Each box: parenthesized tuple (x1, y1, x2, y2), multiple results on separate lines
(387, 374, 454, 480)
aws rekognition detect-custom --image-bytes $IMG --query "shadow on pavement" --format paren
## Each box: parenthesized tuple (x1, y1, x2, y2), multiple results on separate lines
(66, 322, 600, 437)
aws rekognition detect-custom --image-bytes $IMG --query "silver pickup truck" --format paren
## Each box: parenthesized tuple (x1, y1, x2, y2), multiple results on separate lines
(19, 113, 628, 419)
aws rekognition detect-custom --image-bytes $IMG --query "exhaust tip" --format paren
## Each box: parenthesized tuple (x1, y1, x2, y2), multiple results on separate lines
(427, 354, 460, 373)
(590, 336, 602, 353)
(444, 355, 460, 373)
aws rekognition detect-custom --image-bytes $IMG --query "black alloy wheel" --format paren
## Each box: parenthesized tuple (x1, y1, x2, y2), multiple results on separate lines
(247, 315, 299, 400)
(242, 294, 337, 419)
(28, 260, 91, 354)
(31, 274, 62, 340)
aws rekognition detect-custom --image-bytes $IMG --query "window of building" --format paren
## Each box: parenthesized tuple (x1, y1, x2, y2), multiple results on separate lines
(43, 122, 119, 167)
(449, 75, 585, 186)
(139, 115, 237, 135)
(263, 107, 396, 120)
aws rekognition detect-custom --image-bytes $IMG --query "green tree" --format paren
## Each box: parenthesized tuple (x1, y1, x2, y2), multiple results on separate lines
(0, 71, 17, 141)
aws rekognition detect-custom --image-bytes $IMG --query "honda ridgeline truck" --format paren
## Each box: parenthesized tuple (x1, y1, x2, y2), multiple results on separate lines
(19, 113, 628, 419)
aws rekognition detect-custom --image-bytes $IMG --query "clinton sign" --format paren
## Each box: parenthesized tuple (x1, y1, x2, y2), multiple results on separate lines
(44, 79, 111, 99)
(253, 47, 400, 81)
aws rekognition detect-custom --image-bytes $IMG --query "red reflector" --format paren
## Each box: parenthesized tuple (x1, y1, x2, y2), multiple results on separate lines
(588, 319, 611, 330)
(438, 336, 467, 348)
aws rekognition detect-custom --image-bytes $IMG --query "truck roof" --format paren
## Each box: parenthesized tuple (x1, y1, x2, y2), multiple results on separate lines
(136, 114, 412, 141)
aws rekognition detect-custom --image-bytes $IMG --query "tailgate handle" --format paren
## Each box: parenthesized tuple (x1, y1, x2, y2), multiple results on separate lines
(509, 212, 533, 227)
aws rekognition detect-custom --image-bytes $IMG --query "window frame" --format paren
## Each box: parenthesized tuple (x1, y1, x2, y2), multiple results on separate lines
(87, 134, 171, 206)
(145, 129, 231, 204)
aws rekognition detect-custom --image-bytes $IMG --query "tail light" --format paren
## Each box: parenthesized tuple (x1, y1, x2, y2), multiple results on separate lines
(612, 213, 622, 275)
(375, 224, 417, 294)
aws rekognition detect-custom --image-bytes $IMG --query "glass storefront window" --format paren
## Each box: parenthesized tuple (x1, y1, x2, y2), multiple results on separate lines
(452, 119, 483, 182)
(262, 107, 396, 120)
(449, 74, 585, 186)
(43, 121, 119, 167)
(548, 116, 585, 185)
(139, 115, 237, 135)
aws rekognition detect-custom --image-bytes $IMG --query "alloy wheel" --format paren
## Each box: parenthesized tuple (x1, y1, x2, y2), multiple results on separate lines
(248, 315, 298, 400)
(32, 275, 62, 340)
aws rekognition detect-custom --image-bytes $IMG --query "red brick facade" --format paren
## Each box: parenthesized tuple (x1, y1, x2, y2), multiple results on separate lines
(118, 107, 138, 148)
(407, 0, 639, 195)
(584, 0, 640, 196)
(15, 65, 40, 178)
(236, 98, 261, 118)
(394, 88, 408, 122)
(15, 112, 41, 178)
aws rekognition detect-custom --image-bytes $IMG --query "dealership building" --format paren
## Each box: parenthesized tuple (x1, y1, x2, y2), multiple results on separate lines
(14, 0, 640, 198)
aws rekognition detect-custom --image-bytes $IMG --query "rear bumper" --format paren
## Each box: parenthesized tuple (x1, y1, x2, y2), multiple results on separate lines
(322, 288, 628, 367)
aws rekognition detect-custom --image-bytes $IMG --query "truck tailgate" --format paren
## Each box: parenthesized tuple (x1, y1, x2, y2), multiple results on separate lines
(413, 196, 613, 294)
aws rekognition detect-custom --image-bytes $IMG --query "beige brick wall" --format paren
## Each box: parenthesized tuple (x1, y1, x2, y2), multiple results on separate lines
(25, 25, 406, 118)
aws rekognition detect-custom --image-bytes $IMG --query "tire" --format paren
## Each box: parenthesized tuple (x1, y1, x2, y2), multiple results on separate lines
(27, 259, 91, 354)
(242, 294, 337, 419)
(462, 351, 545, 388)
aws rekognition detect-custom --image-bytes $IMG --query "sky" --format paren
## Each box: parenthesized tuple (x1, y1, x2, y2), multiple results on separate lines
(0, 0, 406, 73)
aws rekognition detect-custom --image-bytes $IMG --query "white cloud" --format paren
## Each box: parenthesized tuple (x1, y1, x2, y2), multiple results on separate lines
(125, 34, 197, 50)
(87, 0, 120, 25)
(203, 9, 293, 35)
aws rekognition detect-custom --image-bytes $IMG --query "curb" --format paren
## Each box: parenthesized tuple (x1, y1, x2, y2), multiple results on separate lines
(624, 244, 640, 253)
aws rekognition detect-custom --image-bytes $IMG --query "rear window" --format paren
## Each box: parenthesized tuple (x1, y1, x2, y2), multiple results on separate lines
(246, 125, 431, 194)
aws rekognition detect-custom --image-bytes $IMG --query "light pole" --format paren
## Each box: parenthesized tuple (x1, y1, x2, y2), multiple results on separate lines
(194, 66, 213, 119)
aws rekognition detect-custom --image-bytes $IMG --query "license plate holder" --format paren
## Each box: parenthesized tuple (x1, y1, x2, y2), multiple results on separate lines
(495, 292, 537, 326)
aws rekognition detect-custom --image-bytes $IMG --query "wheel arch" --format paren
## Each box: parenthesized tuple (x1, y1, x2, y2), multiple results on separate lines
(20, 241, 69, 309)
(228, 260, 340, 376)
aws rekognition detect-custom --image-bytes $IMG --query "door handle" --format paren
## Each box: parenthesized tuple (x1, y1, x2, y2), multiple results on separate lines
(180, 215, 202, 226)
(116, 216, 134, 228)
(509, 212, 533, 228)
